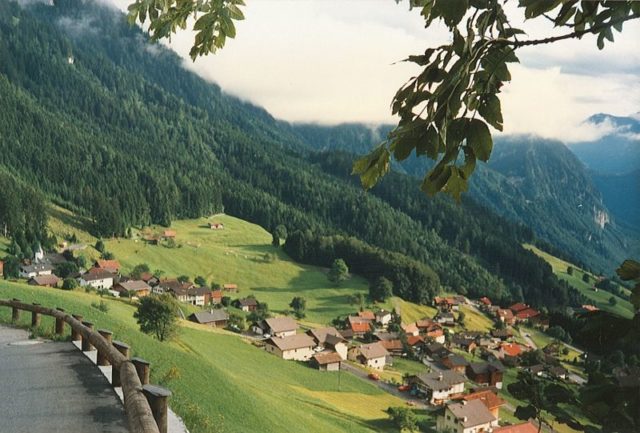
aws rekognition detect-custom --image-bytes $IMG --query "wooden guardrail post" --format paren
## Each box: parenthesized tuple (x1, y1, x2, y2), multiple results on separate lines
(132, 357, 151, 385)
(97, 329, 113, 366)
(81, 321, 95, 351)
(71, 314, 83, 341)
(11, 298, 20, 322)
(31, 303, 41, 327)
(142, 385, 172, 433)
(112, 341, 130, 387)
(55, 308, 66, 336)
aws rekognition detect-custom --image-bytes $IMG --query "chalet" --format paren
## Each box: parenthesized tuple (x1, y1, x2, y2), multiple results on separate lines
(380, 339, 403, 355)
(496, 308, 515, 326)
(466, 362, 505, 389)
(493, 422, 538, 433)
(223, 283, 238, 292)
(264, 334, 315, 361)
(509, 303, 540, 322)
(339, 328, 354, 340)
(548, 365, 568, 380)
(435, 311, 456, 326)
(357, 310, 375, 321)
(19, 263, 54, 279)
(411, 370, 465, 405)
(95, 260, 121, 275)
(171, 285, 210, 306)
(373, 331, 399, 342)
(499, 343, 524, 361)
(424, 342, 450, 360)
(252, 317, 298, 338)
(324, 334, 348, 359)
(311, 352, 343, 371)
(348, 342, 389, 370)
(237, 297, 258, 312)
(307, 326, 342, 345)
(426, 328, 446, 344)
(113, 280, 151, 298)
(27, 275, 60, 288)
(451, 335, 477, 353)
(436, 400, 498, 433)
(441, 354, 469, 374)
(402, 322, 420, 337)
(347, 316, 371, 337)
(162, 230, 177, 239)
(208, 222, 224, 230)
(209, 290, 223, 305)
(406, 335, 425, 348)
(491, 329, 513, 340)
(188, 310, 229, 328)
(375, 309, 392, 326)
(434, 296, 461, 311)
(154, 279, 194, 295)
(79, 270, 114, 290)
(460, 389, 505, 419)
(525, 364, 545, 376)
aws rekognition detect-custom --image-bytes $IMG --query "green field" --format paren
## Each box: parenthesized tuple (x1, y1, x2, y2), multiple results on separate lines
(0, 282, 405, 433)
(523, 244, 633, 319)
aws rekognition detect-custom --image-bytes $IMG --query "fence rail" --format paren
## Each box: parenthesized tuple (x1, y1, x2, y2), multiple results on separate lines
(0, 298, 170, 433)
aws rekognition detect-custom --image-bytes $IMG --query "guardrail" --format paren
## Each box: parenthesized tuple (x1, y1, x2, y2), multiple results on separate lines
(1, 298, 171, 433)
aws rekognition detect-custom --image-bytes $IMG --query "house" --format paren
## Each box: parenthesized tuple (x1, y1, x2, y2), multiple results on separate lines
(411, 370, 465, 405)
(94, 259, 121, 275)
(375, 309, 392, 326)
(170, 285, 210, 306)
(155, 279, 194, 295)
(380, 339, 404, 355)
(434, 296, 461, 311)
(307, 327, 342, 345)
(491, 329, 513, 340)
(19, 263, 54, 279)
(264, 334, 315, 361)
(237, 297, 258, 312)
(451, 335, 477, 353)
(416, 319, 446, 343)
(357, 310, 375, 321)
(79, 270, 114, 290)
(525, 364, 545, 376)
(162, 230, 177, 239)
(499, 343, 524, 361)
(548, 365, 568, 380)
(208, 222, 224, 230)
(479, 297, 492, 307)
(492, 421, 538, 433)
(435, 311, 456, 326)
(27, 275, 60, 288)
(402, 322, 420, 337)
(441, 354, 470, 374)
(223, 283, 238, 292)
(406, 335, 425, 348)
(113, 280, 151, 298)
(188, 310, 229, 328)
(373, 331, 399, 342)
(466, 362, 505, 389)
(436, 399, 498, 433)
(348, 342, 389, 370)
(311, 352, 342, 371)
(348, 316, 371, 337)
(496, 308, 515, 326)
(460, 389, 505, 419)
(424, 342, 450, 360)
(509, 303, 540, 322)
(324, 334, 349, 359)
(426, 328, 446, 344)
(254, 317, 298, 338)
(209, 290, 223, 305)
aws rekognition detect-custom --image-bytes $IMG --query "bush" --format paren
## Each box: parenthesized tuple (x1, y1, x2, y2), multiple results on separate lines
(62, 278, 78, 290)
(91, 300, 109, 312)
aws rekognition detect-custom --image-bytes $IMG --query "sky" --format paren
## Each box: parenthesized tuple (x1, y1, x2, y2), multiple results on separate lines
(108, 0, 640, 143)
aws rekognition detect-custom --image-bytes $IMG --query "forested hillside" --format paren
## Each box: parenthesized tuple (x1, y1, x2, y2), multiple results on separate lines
(0, 0, 582, 309)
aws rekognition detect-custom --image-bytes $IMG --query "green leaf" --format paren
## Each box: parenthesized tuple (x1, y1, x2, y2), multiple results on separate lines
(434, 0, 469, 27)
(443, 167, 468, 202)
(422, 164, 452, 197)
(478, 94, 503, 131)
(466, 119, 493, 161)
(352, 145, 391, 190)
(416, 126, 441, 159)
(390, 132, 416, 162)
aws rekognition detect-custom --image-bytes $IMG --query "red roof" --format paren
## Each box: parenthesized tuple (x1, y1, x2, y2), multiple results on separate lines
(406, 335, 424, 346)
(358, 311, 375, 320)
(139, 272, 154, 282)
(515, 308, 540, 320)
(509, 303, 529, 313)
(350, 321, 371, 333)
(223, 283, 238, 290)
(501, 343, 523, 357)
(415, 319, 436, 329)
(402, 323, 419, 334)
(96, 260, 120, 272)
(380, 340, 403, 351)
(211, 290, 223, 299)
(479, 297, 492, 305)
(462, 390, 505, 410)
(492, 422, 538, 433)
(497, 309, 514, 320)
(426, 329, 444, 338)
(163, 230, 176, 238)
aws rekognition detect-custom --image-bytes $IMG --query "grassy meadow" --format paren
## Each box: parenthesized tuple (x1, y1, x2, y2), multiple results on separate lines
(0, 281, 406, 433)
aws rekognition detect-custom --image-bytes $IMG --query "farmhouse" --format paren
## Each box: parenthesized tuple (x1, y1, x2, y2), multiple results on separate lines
(324, 334, 348, 359)
(79, 269, 114, 289)
(223, 283, 238, 292)
(451, 335, 478, 353)
(380, 339, 403, 355)
(209, 290, 223, 305)
(237, 297, 258, 312)
(94, 259, 121, 274)
(264, 334, 315, 361)
(19, 263, 54, 279)
(492, 422, 538, 433)
(311, 352, 342, 371)
(347, 316, 371, 337)
(435, 311, 456, 326)
(434, 296, 462, 311)
(155, 279, 194, 295)
(170, 285, 210, 306)
(27, 274, 60, 288)
(113, 280, 151, 298)
(188, 310, 229, 328)
(349, 342, 389, 370)
(496, 308, 515, 326)
(509, 303, 540, 322)
(441, 354, 469, 374)
(406, 335, 425, 348)
(253, 317, 298, 337)
(499, 343, 524, 361)
(424, 342, 450, 360)
(460, 389, 505, 419)
(357, 310, 375, 321)
(411, 370, 465, 405)
(436, 400, 498, 433)
(466, 362, 505, 389)
(307, 327, 342, 345)
(375, 310, 392, 326)
(402, 322, 420, 337)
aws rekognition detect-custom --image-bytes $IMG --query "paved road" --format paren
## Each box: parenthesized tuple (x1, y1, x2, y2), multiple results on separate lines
(0, 326, 128, 433)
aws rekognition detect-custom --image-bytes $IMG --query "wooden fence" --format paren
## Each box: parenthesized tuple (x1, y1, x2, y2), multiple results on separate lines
(0, 298, 171, 433)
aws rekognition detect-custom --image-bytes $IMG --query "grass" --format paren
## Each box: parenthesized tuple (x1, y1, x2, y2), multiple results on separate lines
(378, 357, 428, 383)
(458, 305, 494, 333)
(0, 281, 405, 433)
(392, 298, 437, 324)
(523, 244, 633, 319)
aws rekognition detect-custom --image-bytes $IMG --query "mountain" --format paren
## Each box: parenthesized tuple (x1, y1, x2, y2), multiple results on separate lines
(292, 124, 636, 273)
(0, 0, 592, 309)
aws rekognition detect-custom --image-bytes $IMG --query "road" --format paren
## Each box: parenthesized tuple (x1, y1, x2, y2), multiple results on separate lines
(0, 325, 128, 433)
(519, 329, 586, 385)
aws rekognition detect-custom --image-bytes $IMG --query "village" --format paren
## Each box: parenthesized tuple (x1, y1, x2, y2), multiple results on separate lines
(1, 222, 598, 433)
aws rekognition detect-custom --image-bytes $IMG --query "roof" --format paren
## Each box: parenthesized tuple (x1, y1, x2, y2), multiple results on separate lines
(265, 317, 298, 333)
(468, 361, 505, 375)
(375, 309, 391, 317)
(461, 390, 505, 410)
(358, 342, 389, 360)
(380, 340, 403, 351)
(515, 308, 540, 319)
(96, 260, 120, 271)
(446, 399, 496, 428)
(117, 280, 151, 292)
(20, 263, 54, 273)
(501, 343, 523, 357)
(491, 329, 513, 338)
(307, 327, 341, 344)
(223, 283, 238, 290)
(406, 335, 424, 346)
(415, 370, 465, 391)
(324, 333, 347, 346)
(159, 279, 194, 291)
(312, 352, 343, 365)
(402, 322, 419, 334)
(497, 309, 514, 320)
(81, 270, 115, 281)
(509, 303, 529, 313)
(348, 316, 371, 333)
(442, 353, 469, 367)
(416, 319, 436, 328)
(479, 297, 492, 305)
(29, 275, 59, 286)
(189, 310, 229, 324)
(211, 290, 223, 299)
(357, 311, 375, 320)
(238, 298, 258, 307)
(374, 331, 399, 341)
(434, 296, 460, 305)
(139, 272, 154, 282)
(492, 422, 538, 433)
(163, 230, 176, 237)
(266, 334, 314, 351)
